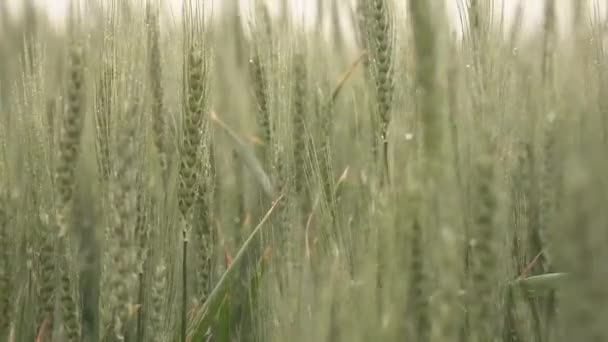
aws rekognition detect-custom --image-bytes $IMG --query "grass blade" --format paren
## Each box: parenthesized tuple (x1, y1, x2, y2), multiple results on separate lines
(185, 195, 283, 342)
(210, 110, 275, 198)
(213, 295, 231, 342)
(510, 272, 569, 291)
(330, 51, 366, 104)
(231, 246, 273, 340)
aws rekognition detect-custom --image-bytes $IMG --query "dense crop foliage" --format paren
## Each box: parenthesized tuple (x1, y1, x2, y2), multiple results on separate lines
(0, 1, 607, 341)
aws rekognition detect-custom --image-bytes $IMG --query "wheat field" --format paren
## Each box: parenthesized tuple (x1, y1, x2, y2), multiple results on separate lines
(0, 1, 607, 341)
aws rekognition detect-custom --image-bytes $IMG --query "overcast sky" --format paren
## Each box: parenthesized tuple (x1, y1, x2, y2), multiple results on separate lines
(2, 0, 605, 36)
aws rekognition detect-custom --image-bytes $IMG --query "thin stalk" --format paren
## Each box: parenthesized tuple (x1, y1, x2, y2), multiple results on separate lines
(181, 229, 188, 342)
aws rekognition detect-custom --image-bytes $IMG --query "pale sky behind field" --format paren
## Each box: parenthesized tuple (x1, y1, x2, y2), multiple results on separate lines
(2, 0, 607, 38)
